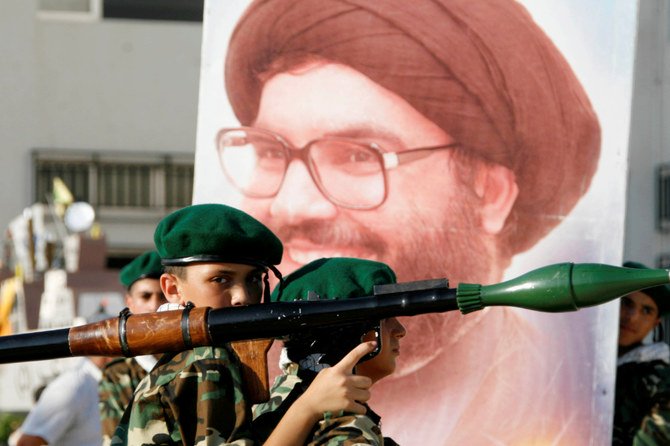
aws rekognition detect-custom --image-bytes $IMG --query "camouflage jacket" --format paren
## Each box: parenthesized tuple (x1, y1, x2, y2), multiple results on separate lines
(110, 345, 254, 446)
(614, 342, 670, 446)
(253, 362, 398, 446)
(99, 357, 149, 445)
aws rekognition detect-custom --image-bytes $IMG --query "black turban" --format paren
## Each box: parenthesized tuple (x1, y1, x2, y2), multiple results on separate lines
(225, 0, 601, 255)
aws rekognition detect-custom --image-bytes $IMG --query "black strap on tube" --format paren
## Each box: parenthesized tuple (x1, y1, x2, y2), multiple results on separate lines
(118, 307, 132, 357)
(181, 302, 195, 349)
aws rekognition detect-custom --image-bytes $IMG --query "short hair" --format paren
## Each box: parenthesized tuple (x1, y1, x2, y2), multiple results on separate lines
(164, 265, 187, 280)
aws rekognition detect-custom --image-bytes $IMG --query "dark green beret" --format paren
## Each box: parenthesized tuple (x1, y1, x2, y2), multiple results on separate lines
(272, 257, 396, 302)
(119, 250, 163, 289)
(623, 261, 670, 315)
(155, 204, 283, 267)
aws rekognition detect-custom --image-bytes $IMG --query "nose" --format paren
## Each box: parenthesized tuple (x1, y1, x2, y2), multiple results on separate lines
(230, 284, 255, 307)
(620, 303, 635, 318)
(269, 160, 337, 224)
(388, 317, 407, 339)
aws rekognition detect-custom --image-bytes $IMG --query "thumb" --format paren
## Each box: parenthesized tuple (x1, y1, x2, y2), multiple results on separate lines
(333, 341, 377, 372)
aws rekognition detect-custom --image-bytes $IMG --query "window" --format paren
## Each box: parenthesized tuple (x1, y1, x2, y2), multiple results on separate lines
(33, 150, 194, 210)
(37, 0, 203, 22)
(658, 163, 670, 232)
(103, 0, 203, 22)
(37, 0, 102, 21)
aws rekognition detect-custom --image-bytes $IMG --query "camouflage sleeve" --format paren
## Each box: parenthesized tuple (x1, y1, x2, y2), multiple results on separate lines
(308, 414, 384, 446)
(253, 367, 302, 419)
(111, 346, 255, 446)
(633, 408, 670, 446)
(633, 378, 670, 446)
(253, 365, 386, 446)
(99, 358, 148, 446)
(629, 361, 670, 446)
(252, 366, 303, 443)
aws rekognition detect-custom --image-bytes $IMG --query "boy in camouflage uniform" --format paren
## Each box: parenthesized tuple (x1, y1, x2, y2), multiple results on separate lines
(614, 261, 670, 446)
(112, 204, 375, 446)
(99, 250, 165, 445)
(254, 257, 406, 446)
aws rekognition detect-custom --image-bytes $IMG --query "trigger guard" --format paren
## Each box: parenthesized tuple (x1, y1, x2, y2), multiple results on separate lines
(359, 323, 382, 363)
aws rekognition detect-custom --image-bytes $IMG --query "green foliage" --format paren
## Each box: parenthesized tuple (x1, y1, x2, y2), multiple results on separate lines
(0, 412, 25, 443)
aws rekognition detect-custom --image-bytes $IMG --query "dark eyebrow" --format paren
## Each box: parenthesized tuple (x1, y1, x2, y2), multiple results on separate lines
(213, 266, 265, 275)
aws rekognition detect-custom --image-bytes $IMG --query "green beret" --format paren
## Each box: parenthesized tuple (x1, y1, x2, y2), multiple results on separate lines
(119, 250, 163, 289)
(623, 261, 670, 315)
(272, 257, 396, 302)
(155, 204, 283, 267)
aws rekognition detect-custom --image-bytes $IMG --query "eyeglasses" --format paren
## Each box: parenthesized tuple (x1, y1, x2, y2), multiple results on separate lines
(216, 127, 460, 210)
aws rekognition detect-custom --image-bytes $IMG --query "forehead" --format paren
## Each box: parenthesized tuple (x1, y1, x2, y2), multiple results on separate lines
(128, 277, 161, 292)
(254, 62, 451, 148)
(625, 290, 659, 311)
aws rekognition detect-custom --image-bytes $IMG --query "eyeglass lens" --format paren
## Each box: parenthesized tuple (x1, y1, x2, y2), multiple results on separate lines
(218, 129, 386, 209)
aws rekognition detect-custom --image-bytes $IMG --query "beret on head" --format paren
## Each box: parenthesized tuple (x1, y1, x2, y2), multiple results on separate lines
(154, 204, 283, 267)
(226, 0, 601, 256)
(623, 261, 670, 316)
(119, 250, 163, 289)
(272, 257, 396, 302)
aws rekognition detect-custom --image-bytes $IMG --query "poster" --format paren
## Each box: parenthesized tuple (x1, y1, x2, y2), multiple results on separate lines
(194, 1, 638, 443)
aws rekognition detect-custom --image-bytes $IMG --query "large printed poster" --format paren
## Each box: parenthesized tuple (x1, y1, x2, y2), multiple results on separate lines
(194, 1, 638, 444)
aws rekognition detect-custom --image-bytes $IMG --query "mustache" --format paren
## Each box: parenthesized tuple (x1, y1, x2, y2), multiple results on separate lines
(273, 219, 387, 254)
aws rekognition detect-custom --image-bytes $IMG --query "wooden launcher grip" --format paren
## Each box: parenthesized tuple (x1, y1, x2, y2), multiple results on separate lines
(230, 338, 273, 404)
(67, 307, 272, 403)
(68, 307, 212, 356)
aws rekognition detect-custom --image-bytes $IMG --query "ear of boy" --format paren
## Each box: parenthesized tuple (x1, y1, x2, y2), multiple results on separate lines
(160, 274, 185, 305)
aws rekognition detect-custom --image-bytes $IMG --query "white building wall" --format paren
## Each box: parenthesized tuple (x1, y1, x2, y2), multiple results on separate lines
(625, 0, 670, 266)
(0, 0, 202, 255)
(0, 0, 668, 264)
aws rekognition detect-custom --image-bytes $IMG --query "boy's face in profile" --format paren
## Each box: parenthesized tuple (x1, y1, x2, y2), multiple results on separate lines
(163, 262, 266, 308)
(357, 317, 406, 383)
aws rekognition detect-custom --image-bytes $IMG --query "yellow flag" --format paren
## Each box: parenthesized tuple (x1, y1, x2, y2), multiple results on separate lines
(52, 177, 74, 219)
(52, 177, 74, 205)
(0, 277, 16, 336)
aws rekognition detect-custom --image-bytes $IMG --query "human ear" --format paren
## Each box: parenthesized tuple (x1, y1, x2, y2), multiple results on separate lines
(473, 163, 519, 235)
(160, 273, 183, 305)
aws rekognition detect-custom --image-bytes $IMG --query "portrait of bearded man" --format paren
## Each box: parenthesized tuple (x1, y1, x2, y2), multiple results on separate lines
(194, 0, 637, 443)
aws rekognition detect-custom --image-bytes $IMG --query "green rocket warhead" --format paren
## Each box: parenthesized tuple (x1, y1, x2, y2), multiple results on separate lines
(457, 262, 670, 313)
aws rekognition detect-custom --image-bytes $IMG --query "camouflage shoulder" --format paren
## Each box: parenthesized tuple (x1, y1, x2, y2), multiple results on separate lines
(253, 368, 302, 418)
(100, 357, 149, 443)
(142, 346, 238, 388)
(104, 356, 130, 369)
(634, 408, 670, 446)
(120, 345, 252, 445)
(310, 413, 384, 446)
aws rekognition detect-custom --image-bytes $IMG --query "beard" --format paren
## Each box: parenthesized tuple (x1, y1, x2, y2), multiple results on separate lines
(245, 188, 498, 376)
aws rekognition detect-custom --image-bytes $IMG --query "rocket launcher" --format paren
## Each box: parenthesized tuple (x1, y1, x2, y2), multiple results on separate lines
(0, 262, 668, 401)
(1, 261, 669, 363)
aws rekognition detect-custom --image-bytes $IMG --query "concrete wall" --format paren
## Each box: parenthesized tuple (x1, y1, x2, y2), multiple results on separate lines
(625, 0, 670, 266)
(0, 0, 202, 255)
(1, 0, 668, 264)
